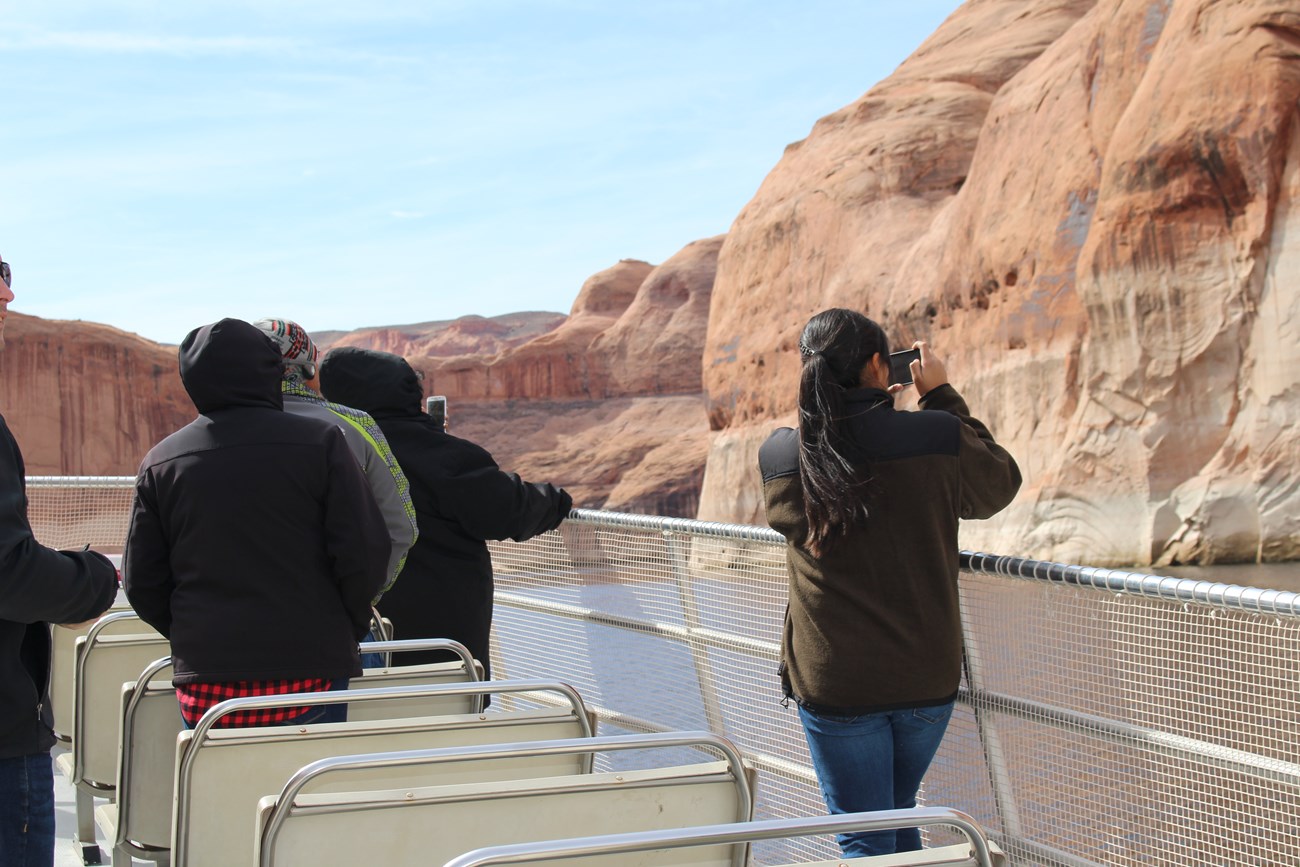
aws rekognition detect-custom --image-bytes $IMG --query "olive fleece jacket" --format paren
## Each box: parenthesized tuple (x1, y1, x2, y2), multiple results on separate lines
(759, 384, 1021, 713)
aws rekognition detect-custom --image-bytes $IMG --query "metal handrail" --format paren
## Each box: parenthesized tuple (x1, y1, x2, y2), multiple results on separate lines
(961, 550, 1300, 616)
(26, 475, 135, 487)
(23, 477, 1295, 616)
(358, 638, 480, 680)
(441, 806, 996, 867)
(567, 507, 786, 544)
(564, 506, 1300, 617)
(258, 730, 753, 867)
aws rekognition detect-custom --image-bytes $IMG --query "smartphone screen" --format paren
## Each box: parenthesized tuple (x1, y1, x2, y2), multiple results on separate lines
(425, 395, 447, 431)
(889, 348, 921, 386)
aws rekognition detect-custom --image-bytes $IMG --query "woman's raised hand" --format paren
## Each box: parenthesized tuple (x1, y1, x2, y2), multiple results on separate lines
(911, 341, 948, 398)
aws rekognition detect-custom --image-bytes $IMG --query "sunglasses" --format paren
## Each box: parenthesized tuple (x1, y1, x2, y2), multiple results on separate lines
(0, 260, 9, 289)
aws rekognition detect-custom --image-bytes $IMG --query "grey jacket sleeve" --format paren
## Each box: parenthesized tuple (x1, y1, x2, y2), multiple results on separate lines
(333, 417, 416, 596)
(321, 429, 393, 639)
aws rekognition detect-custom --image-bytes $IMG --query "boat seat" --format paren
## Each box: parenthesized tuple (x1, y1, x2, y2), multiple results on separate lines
(783, 844, 1002, 866)
(438, 807, 1002, 867)
(174, 679, 594, 867)
(52, 611, 169, 866)
(91, 657, 178, 867)
(351, 637, 485, 719)
(86, 636, 481, 866)
(253, 731, 755, 867)
(49, 589, 136, 742)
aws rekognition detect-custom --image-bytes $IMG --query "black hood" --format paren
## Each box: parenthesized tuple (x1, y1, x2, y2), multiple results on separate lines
(319, 346, 423, 419)
(179, 318, 285, 414)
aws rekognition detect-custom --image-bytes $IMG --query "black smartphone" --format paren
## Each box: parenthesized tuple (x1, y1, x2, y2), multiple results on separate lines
(889, 348, 921, 386)
(425, 395, 447, 431)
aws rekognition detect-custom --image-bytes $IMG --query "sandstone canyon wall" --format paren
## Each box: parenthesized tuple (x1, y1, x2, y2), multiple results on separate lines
(0, 232, 719, 520)
(11, 0, 1299, 565)
(699, 0, 1300, 565)
(0, 314, 192, 475)
(323, 237, 725, 515)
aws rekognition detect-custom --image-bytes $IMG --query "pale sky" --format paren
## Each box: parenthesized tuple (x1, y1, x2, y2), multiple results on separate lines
(3, 0, 962, 344)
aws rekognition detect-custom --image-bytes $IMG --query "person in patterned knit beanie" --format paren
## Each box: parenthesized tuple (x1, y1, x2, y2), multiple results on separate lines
(255, 318, 319, 384)
(251, 318, 417, 667)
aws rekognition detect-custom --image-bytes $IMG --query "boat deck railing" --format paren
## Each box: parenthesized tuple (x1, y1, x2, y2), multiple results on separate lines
(28, 477, 1300, 867)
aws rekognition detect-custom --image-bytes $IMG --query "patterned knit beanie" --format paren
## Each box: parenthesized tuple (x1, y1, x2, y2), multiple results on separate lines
(252, 317, 319, 383)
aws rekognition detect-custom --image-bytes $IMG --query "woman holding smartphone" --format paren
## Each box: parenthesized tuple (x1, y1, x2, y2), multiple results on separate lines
(758, 308, 1021, 858)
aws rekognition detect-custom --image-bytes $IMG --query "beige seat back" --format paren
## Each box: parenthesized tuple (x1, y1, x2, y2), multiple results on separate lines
(437, 807, 1001, 867)
(92, 657, 180, 862)
(69, 612, 170, 789)
(352, 637, 484, 719)
(253, 732, 754, 867)
(49, 591, 140, 741)
(174, 679, 591, 867)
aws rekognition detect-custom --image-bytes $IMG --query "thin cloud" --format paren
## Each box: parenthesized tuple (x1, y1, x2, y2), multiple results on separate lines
(11, 27, 421, 65)
(390, 211, 428, 220)
(14, 28, 302, 56)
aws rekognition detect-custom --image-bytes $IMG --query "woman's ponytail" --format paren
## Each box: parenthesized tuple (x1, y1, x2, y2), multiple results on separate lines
(795, 309, 888, 558)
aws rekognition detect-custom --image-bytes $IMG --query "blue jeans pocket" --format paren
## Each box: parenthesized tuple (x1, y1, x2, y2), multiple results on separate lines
(912, 704, 953, 725)
(813, 710, 864, 725)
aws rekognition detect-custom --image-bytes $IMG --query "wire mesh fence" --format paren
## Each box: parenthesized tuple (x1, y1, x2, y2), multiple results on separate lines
(24, 478, 1300, 866)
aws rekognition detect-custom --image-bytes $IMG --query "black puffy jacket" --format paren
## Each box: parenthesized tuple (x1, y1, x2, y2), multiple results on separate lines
(320, 347, 571, 673)
(123, 319, 390, 685)
(0, 414, 117, 759)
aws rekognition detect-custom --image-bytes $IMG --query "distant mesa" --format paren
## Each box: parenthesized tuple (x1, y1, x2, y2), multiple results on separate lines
(316, 311, 567, 359)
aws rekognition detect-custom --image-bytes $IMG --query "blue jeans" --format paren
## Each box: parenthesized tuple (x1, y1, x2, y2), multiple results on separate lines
(798, 701, 954, 858)
(360, 628, 385, 670)
(0, 753, 55, 867)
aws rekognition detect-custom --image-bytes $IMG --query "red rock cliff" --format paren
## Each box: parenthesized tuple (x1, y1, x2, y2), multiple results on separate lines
(423, 237, 722, 402)
(0, 314, 191, 474)
(699, 0, 1300, 565)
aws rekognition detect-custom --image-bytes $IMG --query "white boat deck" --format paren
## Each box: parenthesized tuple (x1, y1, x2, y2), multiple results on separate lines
(52, 745, 133, 867)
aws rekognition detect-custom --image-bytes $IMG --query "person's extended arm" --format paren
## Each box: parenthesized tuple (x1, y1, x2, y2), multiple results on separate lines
(122, 471, 176, 637)
(0, 416, 116, 625)
(443, 442, 572, 543)
(320, 429, 392, 638)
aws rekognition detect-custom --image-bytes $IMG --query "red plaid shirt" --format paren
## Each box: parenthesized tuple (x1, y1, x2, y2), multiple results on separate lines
(177, 678, 332, 728)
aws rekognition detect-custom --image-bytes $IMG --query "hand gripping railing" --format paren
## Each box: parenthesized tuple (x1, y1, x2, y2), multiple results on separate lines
(440, 806, 997, 867)
(257, 730, 753, 867)
(175, 676, 593, 867)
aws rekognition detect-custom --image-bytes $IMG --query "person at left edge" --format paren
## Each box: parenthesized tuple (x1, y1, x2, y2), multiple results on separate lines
(0, 253, 117, 867)
(123, 318, 390, 729)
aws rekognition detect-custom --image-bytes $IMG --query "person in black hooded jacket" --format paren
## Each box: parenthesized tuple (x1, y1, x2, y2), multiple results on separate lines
(0, 254, 118, 866)
(123, 319, 390, 728)
(319, 347, 572, 675)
